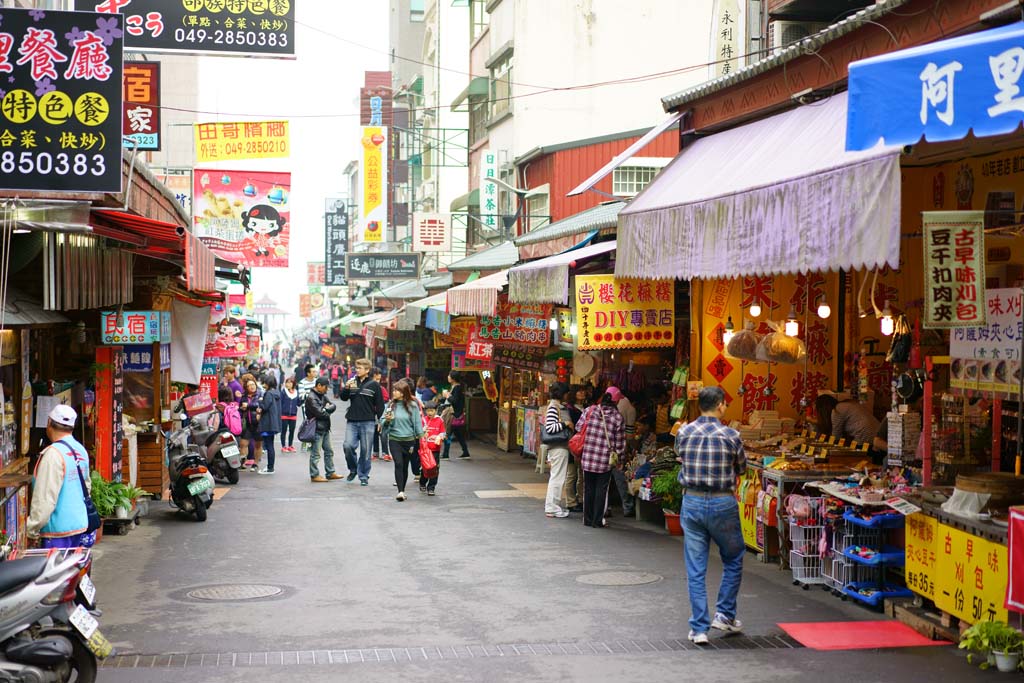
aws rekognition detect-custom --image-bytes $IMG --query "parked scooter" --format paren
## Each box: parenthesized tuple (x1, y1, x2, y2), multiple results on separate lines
(164, 421, 215, 522)
(0, 547, 110, 682)
(186, 410, 242, 485)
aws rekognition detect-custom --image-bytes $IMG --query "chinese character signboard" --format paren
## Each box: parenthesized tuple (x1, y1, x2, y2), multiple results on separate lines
(476, 296, 552, 348)
(361, 126, 387, 242)
(0, 8, 123, 193)
(479, 149, 498, 232)
(306, 261, 324, 287)
(709, 0, 744, 78)
(123, 61, 159, 150)
(193, 169, 290, 268)
(193, 120, 289, 163)
(324, 198, 348, 286)
(101, 310, 167, 344)
(360, 85, 392, 127)
(575, 275, 675, 350)
(78, 0, 295, 58)
(122, 343, 162, 372)
(412, 212, 451, 252)
(345, 253, 420, 281)
(923, 211, 985, 328)
(950, 288, 1023, 395)
(465, 324, 494, 362)
(492, 344, 546, 371)
(298, 293, 311, 318)
(204, 316, 247, 358)
(433, 317, 476, 349)
(933, 521, 1008, 625)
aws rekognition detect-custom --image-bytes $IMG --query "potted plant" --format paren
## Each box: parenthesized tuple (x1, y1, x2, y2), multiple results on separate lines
(89, 472, 130, 518)
(124, 485, 150, 516)
(960, 620, 1023, 672)
(652, 466, 683, 536)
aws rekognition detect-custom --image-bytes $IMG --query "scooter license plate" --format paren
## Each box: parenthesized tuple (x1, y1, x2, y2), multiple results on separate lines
(187, 478, 212, 496)
(69, 604, 98, 640)
(222, 445, 240, 458)
(78, 574, 96, 607)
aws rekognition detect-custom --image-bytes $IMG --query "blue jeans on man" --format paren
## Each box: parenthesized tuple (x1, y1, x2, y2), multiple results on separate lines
(308, 430, 335, 479)
(681, 492, 744, 635)
(344, 420, 375, 482)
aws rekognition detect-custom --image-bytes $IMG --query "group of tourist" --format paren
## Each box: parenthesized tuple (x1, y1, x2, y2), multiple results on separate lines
(216, 357, 470, 500)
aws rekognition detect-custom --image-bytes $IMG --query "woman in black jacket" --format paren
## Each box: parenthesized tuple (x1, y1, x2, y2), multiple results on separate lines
(441, 371, 470, 460)
(257, 374, 283, 474)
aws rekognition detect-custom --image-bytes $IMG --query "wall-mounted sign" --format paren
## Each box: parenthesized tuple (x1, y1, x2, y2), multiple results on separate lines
(479, 149, 498, 232)
(306, 261, 325, 286)
(360, 85, 392, 127)
(412, 212, 451, 252)
(194, 120, 289, 163)
(0, 8, 124, 193)
(122, 343, 170, 372)
(123, 61, 160, 150)
(465, 325, 494, 362)
(78, 0, 295, 58)
(575, 275, 675, 350)
(101, 310, 170, 345)
(325, 198, 349, 286)
(345, 253, 420, 281)
(923, 211, 986, 329)
(360, 126, 387, 242)
(476, 296, 552, 347)
(193, 169, 291, 268)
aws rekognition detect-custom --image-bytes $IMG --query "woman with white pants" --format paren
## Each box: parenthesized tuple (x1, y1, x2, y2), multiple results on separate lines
(543, 382, 574, 519)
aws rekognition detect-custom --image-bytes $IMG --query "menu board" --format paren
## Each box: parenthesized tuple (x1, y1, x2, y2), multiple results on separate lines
(476, 296, 552, 347)
(949, 288, 1023, 395)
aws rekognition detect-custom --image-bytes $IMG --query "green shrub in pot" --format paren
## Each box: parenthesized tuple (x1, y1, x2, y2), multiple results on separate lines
(651, 465, 682, 513)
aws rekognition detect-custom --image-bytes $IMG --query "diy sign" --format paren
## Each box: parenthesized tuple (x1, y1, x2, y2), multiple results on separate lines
(575, 275, 674, 350)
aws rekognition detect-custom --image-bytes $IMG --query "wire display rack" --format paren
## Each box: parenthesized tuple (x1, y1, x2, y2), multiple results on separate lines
(789, 497, 828, 588)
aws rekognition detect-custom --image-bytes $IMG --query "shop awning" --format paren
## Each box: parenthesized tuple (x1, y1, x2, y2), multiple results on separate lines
(450, 189, 479, 211)
(847, 22, 1024, 151)
(509, 240, 617, 304)
(2, 289, 70, 326)
(515, 202, 624, 246)
(406, 290, 450, 333)
(616, 91, 901, 281)
(446, 240, 519, 272)
(451, 76, 489, 111)
(447, 270, 509, 317)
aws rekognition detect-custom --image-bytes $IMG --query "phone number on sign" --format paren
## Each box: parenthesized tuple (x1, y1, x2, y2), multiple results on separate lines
(0, 151, 106, 177)
(174, 29, 289, 47)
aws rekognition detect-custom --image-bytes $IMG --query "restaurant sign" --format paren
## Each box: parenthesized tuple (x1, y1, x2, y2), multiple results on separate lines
(123, 61, 160, 150)
(0, 8, 124, 193)
(345, 253, 420, 281)
(78, 0, 295, 58)
(575, 275, 675, 350)
(949, 288, 1023, 395)
(476, 296, 552, 348)
(101, 310, 170, 345)
(923, 211, 985, 329)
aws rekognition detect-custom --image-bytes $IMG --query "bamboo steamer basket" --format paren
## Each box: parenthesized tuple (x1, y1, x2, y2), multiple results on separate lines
(955, 473, 1024, 509)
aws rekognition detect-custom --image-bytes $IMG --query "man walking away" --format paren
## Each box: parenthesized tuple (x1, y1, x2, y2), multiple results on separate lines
(674, 386, 746, 645)
(28, 406, 95, 548)
(305, 377, 342, 482)
(340, 358, 385, 485)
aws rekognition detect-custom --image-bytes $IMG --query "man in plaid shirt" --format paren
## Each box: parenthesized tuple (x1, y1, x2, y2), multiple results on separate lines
(674, 386, 746, 645)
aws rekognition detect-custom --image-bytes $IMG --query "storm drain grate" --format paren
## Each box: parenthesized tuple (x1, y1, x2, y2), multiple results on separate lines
(100, 636, 804, 668)
(186, 584, 284, 601)
(576, 571, 663, 586)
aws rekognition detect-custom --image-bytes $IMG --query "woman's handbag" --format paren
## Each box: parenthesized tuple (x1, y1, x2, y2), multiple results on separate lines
(541, 407, 572, 445)
(597, 407, 621, 468)
(297, 417, 318, 443)
(450, 414, 466, 429)
(568, 414, 588, 457)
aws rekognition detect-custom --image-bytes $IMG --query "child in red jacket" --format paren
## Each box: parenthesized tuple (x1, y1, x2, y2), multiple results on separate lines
(419, 401, 445, 495)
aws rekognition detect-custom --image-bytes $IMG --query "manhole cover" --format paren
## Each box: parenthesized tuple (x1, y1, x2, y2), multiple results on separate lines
(186, 584, 284, 601)
(575, 571, 662, 586)
(448, 505, 503, 514)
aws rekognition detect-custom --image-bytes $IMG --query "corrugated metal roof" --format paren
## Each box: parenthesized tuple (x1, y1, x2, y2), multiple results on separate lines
(446, 240, 519, 272)
(3, 290, 70, 326)
(660, 0, 911, 112)
(514, 201, 625, 246)
(421, 272, 453, 289)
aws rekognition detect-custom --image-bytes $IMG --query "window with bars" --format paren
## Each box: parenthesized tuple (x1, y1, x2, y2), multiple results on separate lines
(612, 166, 660, 197)
(490, 53, 512, 119)
(470, 0, 489, 42)
(469, 98, 488, 146)
(527, 193, 550, 233)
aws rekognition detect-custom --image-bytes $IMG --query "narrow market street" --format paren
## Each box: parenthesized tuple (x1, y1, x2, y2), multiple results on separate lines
(88, 414, 985, 683)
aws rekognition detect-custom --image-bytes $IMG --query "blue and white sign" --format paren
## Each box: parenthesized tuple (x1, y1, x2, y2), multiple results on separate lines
(847, 23, 1024, 151)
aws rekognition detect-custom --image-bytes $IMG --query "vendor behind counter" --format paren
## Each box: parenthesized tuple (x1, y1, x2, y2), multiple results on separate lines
(815, 394, 885, 464)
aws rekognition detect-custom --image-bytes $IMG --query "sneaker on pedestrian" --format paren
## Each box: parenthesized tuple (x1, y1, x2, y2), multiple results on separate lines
(327, 473, 345, 480)
(258, 468, 274, 475)
(382, 454, 393, 462)
(310, 476, 328, 483)
(458, 453, 471, 459)
(427, 489, 436, 496)
(360, 479, 369, 486)
(548, 510, 569, 518)
(346, 472, 357, 482)
(419, 485, 427, 493)
(440, 454, 450, 460)
(250, 464, 258, 472)
(244, 459, 255, 467)
(688, 630, 709, 645)
(569, 504, 583, 512)
(396, 492, 406, 501)
(711, 614, 743, 633)
(371, 453, 380, 460)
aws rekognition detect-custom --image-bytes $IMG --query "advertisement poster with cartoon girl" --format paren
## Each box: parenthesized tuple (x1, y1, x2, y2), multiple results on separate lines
(205, 317, 248, 358)
(192, 169, 291, 268)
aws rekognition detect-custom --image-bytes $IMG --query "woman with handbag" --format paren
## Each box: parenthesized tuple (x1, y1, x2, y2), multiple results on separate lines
(441, 371, 471, 460)
(574, 387, 626, 528)
(257, 374, 282, 474)
(239, 378, 264, 472)
(382, 379, 425, 502)
(542, 382, 574, 519)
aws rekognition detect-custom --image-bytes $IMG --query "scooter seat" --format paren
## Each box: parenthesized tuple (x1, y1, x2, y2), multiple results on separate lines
(0, 556, 49, 595)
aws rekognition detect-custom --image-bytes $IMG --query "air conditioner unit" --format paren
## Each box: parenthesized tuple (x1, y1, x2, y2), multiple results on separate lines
(767, 21, 829, 54)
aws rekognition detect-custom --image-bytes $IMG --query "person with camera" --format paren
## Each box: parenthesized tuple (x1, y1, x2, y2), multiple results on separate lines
(305, 377, 341, 482)
(340, 358, 386, 485)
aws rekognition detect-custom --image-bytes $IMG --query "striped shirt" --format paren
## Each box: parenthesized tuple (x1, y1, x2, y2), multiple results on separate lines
(674, 416, 746, 491)
(575, 405, 625, 473)
(544, 400, 570, 445)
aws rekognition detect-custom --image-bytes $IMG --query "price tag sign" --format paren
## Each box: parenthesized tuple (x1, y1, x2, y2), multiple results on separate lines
(886, 497, 922, 516)
(827, 436, 836, 445)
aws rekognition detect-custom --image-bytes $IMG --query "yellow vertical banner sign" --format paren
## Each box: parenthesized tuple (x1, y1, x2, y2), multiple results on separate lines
(360, 126, 388, 243)
(905, 513, 938, 601)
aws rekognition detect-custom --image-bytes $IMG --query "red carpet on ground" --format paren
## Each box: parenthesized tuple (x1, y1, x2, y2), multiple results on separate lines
(778, 621, 950, 650)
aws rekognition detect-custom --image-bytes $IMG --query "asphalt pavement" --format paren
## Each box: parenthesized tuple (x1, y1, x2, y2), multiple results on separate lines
(89, 410, 993, 682)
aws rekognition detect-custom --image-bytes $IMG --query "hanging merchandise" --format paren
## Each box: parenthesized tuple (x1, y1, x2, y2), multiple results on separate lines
(886, 315, 912, 364)
(615, 361, 646, 394)
(726, 322, 760, 361)
(756, 321, 807, 364)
